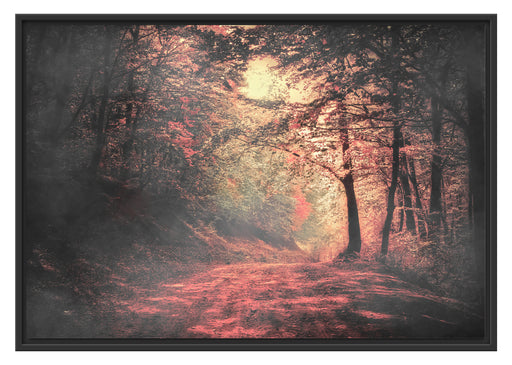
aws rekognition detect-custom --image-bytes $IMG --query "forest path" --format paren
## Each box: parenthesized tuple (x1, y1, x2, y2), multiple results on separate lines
(110, 261, 481, 339)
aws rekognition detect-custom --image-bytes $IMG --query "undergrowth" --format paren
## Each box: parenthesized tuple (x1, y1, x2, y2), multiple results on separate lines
(380, 230, 483, 308)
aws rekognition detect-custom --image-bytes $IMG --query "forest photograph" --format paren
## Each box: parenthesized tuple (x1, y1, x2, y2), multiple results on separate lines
(19, 18, 493, 344)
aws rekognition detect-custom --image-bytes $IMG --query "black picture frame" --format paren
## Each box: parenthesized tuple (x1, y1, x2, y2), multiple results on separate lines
(16, 14, 497, 351)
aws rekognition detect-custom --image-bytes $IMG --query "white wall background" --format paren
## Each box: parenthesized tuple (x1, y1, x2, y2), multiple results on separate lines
(1, 1, 508, 362)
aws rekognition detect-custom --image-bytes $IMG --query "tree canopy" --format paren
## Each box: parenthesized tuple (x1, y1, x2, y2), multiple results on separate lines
(24, 21, 488, 296)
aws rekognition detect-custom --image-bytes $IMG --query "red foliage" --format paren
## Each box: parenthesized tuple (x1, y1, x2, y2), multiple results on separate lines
(226, 79, 236, 89)
(289, 122, 300, 130)
(208, 25, 230, 36)
(286, 154, 297, 164)
(172, 136, 198, 148)
(184, 116, 195, 128)
(182, 147, 196, 161)
(292, 188, 312, 231)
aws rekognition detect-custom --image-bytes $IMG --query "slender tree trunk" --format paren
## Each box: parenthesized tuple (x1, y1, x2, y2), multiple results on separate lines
(337, 128, 362, 256)
(399, 136, 416, 233)
(121, 26, 140, 181)
(398, 193, 405, 232)
(429, 59, 452, 242)
(120, 77, 136, 180)
(407, 157, 427, 238)
(381, 123, 401, 257)
(381, 28, 401, 258)
(400, 171, 416, 232)
(89, 29, 113, 176)
(429, 96, 443, 239)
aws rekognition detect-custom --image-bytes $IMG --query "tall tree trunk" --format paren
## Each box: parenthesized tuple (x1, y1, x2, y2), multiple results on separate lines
(121, 26, 140, 181)
(381, 122, 401, 257)
(89, 29, 113, 176)
(429, 59, 452, 242)
(408, 157, 428, 238)
(381, 28, 401, 258)
(400, 168, 415, 232)
(120, 77, 136, 180)
(429, 96, 443, 239)
(339, 132, 362, 255)
(398, 192, 405, 232)
(341, 172, 362, 254)
(399, 134, 416, 233)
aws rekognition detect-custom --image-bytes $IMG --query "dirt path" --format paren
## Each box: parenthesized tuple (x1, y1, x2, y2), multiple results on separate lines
(106, 261, 482, 339)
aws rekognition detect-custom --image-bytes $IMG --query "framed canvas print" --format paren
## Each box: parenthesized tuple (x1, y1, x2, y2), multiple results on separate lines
(16, 14, 497, 350)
